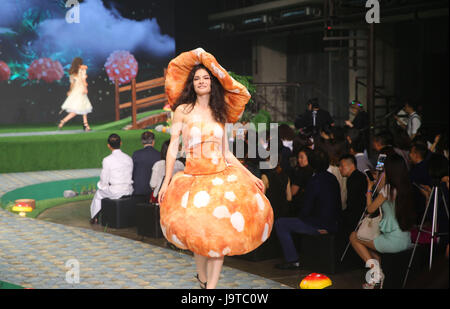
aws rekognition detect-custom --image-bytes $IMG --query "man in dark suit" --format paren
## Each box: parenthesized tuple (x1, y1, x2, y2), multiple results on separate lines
(275, 149, 342, 269)
(339, 154, 367, 237)
(294, 98, 335, 136)
(132, 131, 160, 203)
(409, 142, 432, 218)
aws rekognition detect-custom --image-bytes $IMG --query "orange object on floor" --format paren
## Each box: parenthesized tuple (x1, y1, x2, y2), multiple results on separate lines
(299, 273, 332, 289)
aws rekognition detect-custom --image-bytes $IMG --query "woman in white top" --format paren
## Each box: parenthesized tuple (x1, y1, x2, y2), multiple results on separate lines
(150, 140, 185, 200)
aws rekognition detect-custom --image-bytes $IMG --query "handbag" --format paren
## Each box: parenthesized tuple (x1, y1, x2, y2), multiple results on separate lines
(357, 206, 383, 241)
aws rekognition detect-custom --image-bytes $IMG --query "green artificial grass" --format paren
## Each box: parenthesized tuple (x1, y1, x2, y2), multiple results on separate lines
(26, 195, 94, 218)
(0, 129, 170, 173)
(93, 109, 166, 131)
(4, 195, 93, 219)
(0, 109, 166, 134)
(0, 177, 97, 218)
(0, 281, 24, 289)
(1, 177, 99, 208)
(0, 124, 85, 134)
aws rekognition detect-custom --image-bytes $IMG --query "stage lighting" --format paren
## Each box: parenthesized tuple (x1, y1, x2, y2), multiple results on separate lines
(242, 14, 269, 26)
(208, 22, 234, 32)
(280, 7, 321, 19)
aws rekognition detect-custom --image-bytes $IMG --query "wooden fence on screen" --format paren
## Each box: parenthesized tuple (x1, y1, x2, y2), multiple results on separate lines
(114, 69, 169, 129)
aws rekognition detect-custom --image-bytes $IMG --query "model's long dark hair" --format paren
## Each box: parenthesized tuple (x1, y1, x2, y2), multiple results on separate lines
(384, 154, 416, 231)
(69, 57, 83, 75)
(172, 64, 228, 124)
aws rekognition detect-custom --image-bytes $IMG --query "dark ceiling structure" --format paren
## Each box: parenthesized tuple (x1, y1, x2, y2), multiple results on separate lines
(206, 0, 449, 36)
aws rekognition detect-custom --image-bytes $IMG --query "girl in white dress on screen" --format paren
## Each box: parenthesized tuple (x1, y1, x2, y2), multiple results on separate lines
(58, 57, 93, 131)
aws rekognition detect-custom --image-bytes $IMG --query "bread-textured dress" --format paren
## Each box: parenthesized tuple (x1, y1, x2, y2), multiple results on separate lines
(160, 48, 274, 257)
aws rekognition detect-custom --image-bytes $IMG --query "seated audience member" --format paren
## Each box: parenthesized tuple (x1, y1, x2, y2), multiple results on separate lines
(339, 154, 367, 237)
(279, 124, 295, 152)
(289, 147, 314, 216)
(349, 137, 373, 173)
(318, 133, 348, 210)
(350, 154, 416, 289)
(292, 132, 313, 160)
(409, 142, 432, 218)
(372, 131, 394, 153)
(409, 142, 432, 185)
(261, 131, 292, 178)
(345, 126, 369, 158)
(131, 131, 160, 202)
(90, 134, 134, 224)
(372, 131, 410, 169)
(275, 148, 342, 269)
(150, 140, 185, 202)
(261, 154, 292, 219)
(345, 127, 361, 148)
(278, 125, 295, 178)
(232, 138, 261, 178)
(246, 130, 264, 178)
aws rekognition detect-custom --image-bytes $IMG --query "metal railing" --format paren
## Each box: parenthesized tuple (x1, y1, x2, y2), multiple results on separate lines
(252, 82, 334, 122)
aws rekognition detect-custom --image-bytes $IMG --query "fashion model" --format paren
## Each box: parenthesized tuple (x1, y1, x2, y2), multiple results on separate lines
(159, 48, 274, 289)
(59, 57, 93, 131)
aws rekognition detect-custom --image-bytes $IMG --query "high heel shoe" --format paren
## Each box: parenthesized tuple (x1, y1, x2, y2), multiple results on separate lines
(195, 274, 207, 289)
(83, 122, 91, 132)
(363, 259, 384, 289)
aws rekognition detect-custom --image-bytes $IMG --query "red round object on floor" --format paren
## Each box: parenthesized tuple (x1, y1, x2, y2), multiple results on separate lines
(299, 273, 332, 289)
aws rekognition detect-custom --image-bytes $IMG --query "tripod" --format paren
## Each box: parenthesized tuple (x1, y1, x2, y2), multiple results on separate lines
(340, 173, 384, 262)
(402, 184, 449, 288)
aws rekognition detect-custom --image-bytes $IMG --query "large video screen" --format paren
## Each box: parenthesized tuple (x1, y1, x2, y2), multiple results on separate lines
(0, 0, 175, 124)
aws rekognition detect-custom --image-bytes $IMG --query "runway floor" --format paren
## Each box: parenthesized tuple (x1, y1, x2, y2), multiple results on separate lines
(0, 168, 291, 289)
(0, 207, 291, 289)
(0, 168, 366, 289)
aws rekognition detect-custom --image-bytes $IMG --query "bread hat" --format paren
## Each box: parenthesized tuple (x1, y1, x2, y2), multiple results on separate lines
(165, 48, 251, 123)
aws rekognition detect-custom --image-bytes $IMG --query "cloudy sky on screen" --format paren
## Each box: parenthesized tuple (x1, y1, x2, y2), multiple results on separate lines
(0, 0, 175, 65)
